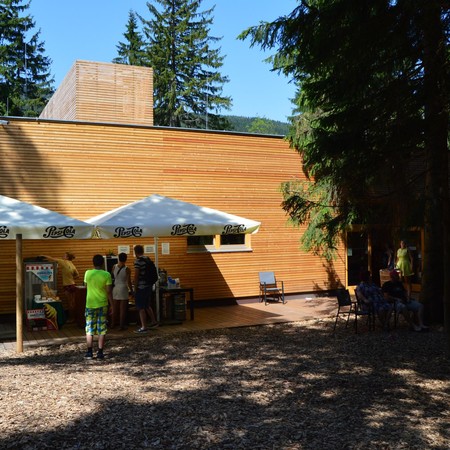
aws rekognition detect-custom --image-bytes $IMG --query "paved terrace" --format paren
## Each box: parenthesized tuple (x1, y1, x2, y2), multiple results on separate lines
(0, 295, 337, 354)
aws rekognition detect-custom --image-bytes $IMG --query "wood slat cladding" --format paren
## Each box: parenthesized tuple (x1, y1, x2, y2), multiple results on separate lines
(39, 61, 154, 126)
(0, 119, 346, 314)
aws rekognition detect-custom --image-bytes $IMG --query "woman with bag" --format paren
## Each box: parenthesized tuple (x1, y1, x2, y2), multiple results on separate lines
(111, 252, 133, 330)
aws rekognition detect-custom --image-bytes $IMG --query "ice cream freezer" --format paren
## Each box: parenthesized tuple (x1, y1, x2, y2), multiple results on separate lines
(24, 261, 58, 309)
(23, 260, 64, 329)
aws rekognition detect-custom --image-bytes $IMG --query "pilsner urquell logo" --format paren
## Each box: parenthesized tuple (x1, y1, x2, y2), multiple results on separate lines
(171, 224, 197, 235)
(114, 226, 143, 238)
(222, 224, 246, 235)
(0, 226, 10, 238)
(43, 226, 76, 238)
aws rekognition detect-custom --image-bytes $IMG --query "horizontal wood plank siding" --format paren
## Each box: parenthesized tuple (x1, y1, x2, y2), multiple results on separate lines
(39, 63, 77, 121)
(0, 119, 345, 314)
(39, 61, 153, 126)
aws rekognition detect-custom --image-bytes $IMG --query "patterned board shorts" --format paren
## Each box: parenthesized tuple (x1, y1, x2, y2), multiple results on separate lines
(85, 306, 108, 335)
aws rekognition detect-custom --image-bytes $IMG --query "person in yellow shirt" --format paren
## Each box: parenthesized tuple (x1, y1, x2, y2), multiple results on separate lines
(41, 252, 79, 322)
(395, 240, 414, 299)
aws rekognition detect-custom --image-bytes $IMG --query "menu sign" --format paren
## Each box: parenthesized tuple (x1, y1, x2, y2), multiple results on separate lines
(25, 263, 54, 282)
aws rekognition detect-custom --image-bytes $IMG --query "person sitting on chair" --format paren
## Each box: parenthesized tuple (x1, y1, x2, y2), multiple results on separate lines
(356, 270, 393, 330)
(382, 270, 428, 332)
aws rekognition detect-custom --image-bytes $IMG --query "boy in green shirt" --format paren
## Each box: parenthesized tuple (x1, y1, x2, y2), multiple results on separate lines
(84, 254, 113, 359)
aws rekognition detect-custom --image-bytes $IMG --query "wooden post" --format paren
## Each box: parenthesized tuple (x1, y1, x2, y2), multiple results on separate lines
(155, 237, 160, 322)
(16, 234, 23, 353)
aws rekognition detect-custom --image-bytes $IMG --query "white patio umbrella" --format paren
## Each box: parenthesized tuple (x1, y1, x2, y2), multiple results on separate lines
(87, 194, 261, 319)
(0, 194, 94, 352)
(86, 194, 261, 238)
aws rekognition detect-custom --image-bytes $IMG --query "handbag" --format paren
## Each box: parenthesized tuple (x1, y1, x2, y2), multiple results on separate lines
(111, 265, 124, 288)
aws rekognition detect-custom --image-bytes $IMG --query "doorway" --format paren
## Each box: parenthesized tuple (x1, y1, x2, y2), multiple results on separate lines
(346, 231, 368, 288)
(346, 228, 423, 291)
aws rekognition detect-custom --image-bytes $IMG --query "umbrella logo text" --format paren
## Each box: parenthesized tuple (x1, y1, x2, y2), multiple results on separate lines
(222, 224, 247, 234)
(43, 226, 77, 239)
(0, 226, 10, 238)
(171, 224, 197, 235)
(113, 226, 143, 238)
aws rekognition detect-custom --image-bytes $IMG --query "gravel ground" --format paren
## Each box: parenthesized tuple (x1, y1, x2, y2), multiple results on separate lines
(0, 318, 449, 450)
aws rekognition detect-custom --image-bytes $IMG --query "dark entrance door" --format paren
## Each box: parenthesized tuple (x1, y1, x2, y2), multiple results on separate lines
(346, 231, 368, 287)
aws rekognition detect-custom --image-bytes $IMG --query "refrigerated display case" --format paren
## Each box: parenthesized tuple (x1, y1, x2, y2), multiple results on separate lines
(24, 260, 65, 329)
(24, 261, 58, 310)
(104, 255, 118, 273)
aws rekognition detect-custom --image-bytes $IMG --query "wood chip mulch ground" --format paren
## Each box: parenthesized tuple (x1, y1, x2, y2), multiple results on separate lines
(0, 318, 449, 450)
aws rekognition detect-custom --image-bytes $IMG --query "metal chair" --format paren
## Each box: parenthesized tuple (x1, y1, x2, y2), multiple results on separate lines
(259, 272, 285, 305)
(333, 288, 373, 334)
(354, 288, 375, 332)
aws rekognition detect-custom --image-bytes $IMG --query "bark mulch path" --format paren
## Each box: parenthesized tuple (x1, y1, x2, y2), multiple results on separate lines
(0, 318, 449, 449)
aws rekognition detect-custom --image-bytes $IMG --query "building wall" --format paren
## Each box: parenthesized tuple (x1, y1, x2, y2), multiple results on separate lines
(0, 118, 345, 314)
(39, 61, 154, 126)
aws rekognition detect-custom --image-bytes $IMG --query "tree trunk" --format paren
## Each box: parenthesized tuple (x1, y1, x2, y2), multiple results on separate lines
(418, 1, 449, 351)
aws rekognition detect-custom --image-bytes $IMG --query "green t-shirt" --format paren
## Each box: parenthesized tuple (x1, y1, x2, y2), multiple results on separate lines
(84, 269, 112, 308)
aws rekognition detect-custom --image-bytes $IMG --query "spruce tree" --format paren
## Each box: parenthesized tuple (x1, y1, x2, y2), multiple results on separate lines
(240, 1, 449, 330)
(137, 0, 231, 129)
(0, 0, 54, 117)
(113, 10, 147, 66)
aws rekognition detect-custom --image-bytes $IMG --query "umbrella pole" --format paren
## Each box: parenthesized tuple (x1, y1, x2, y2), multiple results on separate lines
(16, 234, 23, 353)
(155, 237, 160, 322)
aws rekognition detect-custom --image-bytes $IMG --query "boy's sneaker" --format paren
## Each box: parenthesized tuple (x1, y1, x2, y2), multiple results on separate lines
(96, 350, 104, 360)
(134, 327, 148, 334)
(148, 322, 159, 329)
(84, 350, 93, 359)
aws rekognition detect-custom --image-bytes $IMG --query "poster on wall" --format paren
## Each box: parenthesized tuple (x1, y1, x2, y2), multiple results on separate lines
(144, 245, 155, 254)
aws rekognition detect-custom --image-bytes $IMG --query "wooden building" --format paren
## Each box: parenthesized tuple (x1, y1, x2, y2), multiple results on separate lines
(0, 61, 346, 315)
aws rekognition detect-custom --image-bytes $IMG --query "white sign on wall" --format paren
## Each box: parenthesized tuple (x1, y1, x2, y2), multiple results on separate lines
(162, 243, 170, 255)
(144, 244, 155, 254)
(118, 245, 130, 254)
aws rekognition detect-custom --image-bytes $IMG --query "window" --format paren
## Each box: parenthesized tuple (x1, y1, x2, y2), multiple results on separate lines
(187, 234, 252, 253)
(187, 236, 214, 246)
(220, 234, 245, 246)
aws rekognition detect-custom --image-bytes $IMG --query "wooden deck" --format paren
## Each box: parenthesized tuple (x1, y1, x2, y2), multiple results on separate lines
(0, 295, 337, 354)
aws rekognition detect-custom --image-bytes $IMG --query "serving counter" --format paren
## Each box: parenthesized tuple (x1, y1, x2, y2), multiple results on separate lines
(74, 285, 87, 328)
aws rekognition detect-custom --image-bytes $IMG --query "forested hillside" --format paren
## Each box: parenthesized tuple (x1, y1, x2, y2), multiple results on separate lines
(224, 115, 290, 135)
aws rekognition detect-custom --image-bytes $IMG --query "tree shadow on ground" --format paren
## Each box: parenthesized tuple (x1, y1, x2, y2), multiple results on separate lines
(0, 321, 449, 449)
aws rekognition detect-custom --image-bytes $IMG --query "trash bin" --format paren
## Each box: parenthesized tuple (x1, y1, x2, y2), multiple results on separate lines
(160, 292, 174, 320)
(173, 293, 186, 321)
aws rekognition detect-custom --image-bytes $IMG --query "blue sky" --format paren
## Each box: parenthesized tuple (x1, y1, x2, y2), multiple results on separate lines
(28, 0, 298, 123)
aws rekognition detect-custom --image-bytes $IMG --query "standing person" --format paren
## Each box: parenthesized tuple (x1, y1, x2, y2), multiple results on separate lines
(133, 245, 158, 333)
(382, 243, 395, 270)
(395, 239, 414, 299)
(111, 252, 133, 330)
(41, 252, 79, 323)
(83, 254, 113, 359)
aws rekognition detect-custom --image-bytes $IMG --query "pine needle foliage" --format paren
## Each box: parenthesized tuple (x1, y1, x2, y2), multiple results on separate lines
(241, 0, 450, 330)
(136, 0, 231, 129)
(0, 0, 54, 117)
